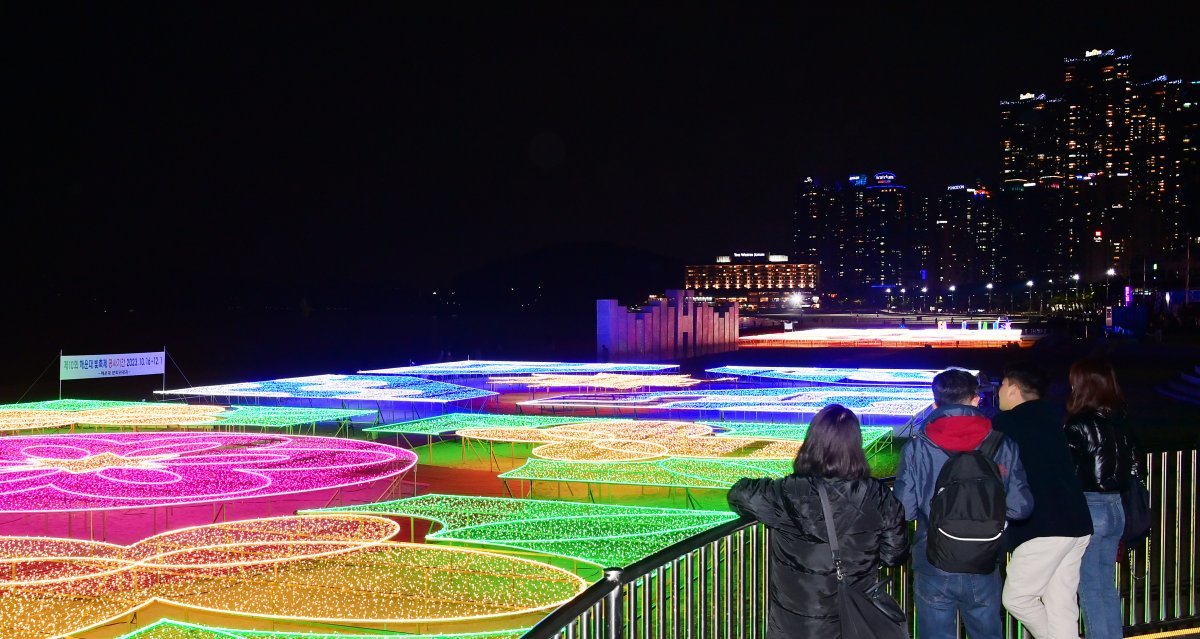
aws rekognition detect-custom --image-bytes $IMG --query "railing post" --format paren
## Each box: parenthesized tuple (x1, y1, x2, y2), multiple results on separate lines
(605, 568, 623, 639)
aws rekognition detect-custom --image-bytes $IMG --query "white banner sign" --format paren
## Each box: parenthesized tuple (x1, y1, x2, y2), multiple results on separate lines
(60, 352, 166, 381)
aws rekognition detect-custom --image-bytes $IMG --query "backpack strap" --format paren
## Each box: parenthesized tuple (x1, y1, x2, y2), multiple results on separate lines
(978, 429, 1004, 459)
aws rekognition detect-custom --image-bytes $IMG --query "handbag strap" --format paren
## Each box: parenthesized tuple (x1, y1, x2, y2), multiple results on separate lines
(817, 481, 845, 581)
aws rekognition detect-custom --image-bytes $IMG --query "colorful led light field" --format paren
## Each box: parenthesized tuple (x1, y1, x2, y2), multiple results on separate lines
(360, 360, 680, 376)
(0, 404, 229, 433)
(311, 494, 739, 568)
(705, 421, 893, 448)
(705, 366, 952, 386)
(363, 413, 617, 436)
(156, 374, 496, 403)
(458, 420, 799, 462)
(203, 406, 377, 427)
(0, 399, 147, 411)
(488, 372, 703, 390)
(500, 457, 794, 490)
(738, 327, 1022, 348)
(117, 620, 529, 639)
(0, 432, 415, 512)
(519, 386, 932, 417)
(0, 514, 584, 639)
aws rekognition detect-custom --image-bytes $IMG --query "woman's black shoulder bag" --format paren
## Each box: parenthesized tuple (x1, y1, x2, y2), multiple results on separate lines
(817, 481, 910, 639)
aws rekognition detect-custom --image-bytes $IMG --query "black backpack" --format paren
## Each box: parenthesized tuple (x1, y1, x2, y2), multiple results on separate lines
(927, 429, 1007, 574)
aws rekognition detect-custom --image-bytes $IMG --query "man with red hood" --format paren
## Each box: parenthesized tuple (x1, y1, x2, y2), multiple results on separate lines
(894, 368, 1033, 639)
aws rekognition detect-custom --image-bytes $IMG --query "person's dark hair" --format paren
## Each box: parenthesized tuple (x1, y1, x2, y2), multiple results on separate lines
(932, 368, 980, 406)
(1067, 357, 1124, 417)
(793, 404, 871, 480)
(1002, 361, 1049, 399)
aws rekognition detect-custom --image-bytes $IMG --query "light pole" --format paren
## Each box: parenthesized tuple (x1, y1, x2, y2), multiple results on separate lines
(1105, 268, 1115, 307)
(921, 286, 928, 312)
(986, 283, 993, 310)
(900, 288, 907, 311)
(1026, 280, 1034, 313)
(948, 285, 956, 311)
(1071, 273, 1081, 308)
(885, 288, 892, 308)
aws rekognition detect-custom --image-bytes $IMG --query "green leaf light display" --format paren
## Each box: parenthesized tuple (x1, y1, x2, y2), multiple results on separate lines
(115, 619, 528, 639)
(307, 494, 739, 568)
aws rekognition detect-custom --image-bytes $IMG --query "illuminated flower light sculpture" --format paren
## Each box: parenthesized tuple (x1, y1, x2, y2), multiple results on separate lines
(0, 404, 229, 433)
(0, 514, 585, 639)
(500, 457, 794, 490)
(360, 360, 679, 377)
(155, 374, 496, 403)
(705, 366, 955, 386)
(458, 420, 800, 462)
(519, 386, 932, 419)
(0, 433, 415, 513)
(310, 494, 739, 568)
(116, 620, 529, 639)
(363, 413, 619, 436)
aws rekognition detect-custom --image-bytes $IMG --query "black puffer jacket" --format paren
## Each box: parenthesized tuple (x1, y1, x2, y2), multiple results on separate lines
(728, 475, 908, 639)
(1064, 408, 1141, 493)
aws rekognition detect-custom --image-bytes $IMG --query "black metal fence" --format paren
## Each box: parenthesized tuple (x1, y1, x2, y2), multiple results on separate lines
(523, 450, 1198, 638)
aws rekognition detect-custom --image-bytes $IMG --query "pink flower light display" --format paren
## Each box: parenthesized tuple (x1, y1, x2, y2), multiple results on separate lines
(0, 433, 416, 513)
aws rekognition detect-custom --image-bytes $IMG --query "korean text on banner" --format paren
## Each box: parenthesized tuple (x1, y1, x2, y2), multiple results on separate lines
(60, 352, 166, 381)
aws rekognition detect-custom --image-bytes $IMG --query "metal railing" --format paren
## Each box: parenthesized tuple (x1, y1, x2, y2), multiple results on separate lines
(523, 450, 1199, 638)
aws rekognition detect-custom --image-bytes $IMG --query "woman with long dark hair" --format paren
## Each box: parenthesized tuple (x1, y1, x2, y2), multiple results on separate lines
(728, 404, 909, 639)
(1064, 357, 1140, 639)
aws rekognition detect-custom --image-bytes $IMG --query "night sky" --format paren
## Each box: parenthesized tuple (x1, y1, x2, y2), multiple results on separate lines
(8, 3, 1198, 297)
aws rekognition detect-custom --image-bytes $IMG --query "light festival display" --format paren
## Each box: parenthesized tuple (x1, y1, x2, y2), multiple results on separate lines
(311, 494, 738, 568)
(0, 433, 415, 512)
(500, 457, 795, 490)
(488, 372, 703, 390)
(156, 374, 496, 403)
(458, 420, 800, 462)
(360, 360, 679, 377)
(705, 366, 952, 386)
(117, 620, 529, 639)
(363, 413, 616, 436)
(0, 399, 148, 411)
(0, 514, 585, 639)
(203, 406, 377, 427)
(739, 327, 1022, 348)
(704, 421, 893, 448)
(0, 404, 229, 433)
(519, 386, 932, 417)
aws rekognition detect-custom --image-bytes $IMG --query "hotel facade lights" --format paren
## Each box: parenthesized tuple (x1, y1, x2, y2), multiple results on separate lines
(685, 253, 819, 311)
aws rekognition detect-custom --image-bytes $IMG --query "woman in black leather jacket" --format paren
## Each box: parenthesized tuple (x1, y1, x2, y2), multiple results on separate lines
(728, 404, 909, 639)
(1064, 357, 1140, 639)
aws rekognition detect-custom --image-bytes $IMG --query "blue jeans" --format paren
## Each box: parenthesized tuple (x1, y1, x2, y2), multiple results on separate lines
(1079, 492, 1124, 639)
(915, 569, 1003, 639)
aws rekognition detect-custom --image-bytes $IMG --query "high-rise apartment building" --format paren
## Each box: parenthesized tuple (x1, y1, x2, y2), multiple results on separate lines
(998, 50, 1197, 281)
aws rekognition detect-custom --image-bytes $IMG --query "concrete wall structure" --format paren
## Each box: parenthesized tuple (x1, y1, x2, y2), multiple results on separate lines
(597, 290, 739, 362)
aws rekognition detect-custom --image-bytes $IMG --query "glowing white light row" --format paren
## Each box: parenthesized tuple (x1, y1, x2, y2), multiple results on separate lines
(739, 328, 1022, 348)
(360, 360, 679, 376)
(489, 373, 703, 390)
(705, 366, 961, 385)
(519, 386, 932, 416)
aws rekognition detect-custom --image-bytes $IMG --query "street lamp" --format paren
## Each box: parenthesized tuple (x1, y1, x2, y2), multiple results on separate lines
(1071, 273, 1081, 307)
(885, 288, 892, 308)
(1026, 280, 1035, 313)
(1105, 268, 1115, 306)
(948, 285, 956, 311)
(921, 286, 928, 312)
(986, 283, 993, 310)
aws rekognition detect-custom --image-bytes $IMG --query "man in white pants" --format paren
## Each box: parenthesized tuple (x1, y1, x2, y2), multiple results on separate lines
(994, 362, 1093, 638)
